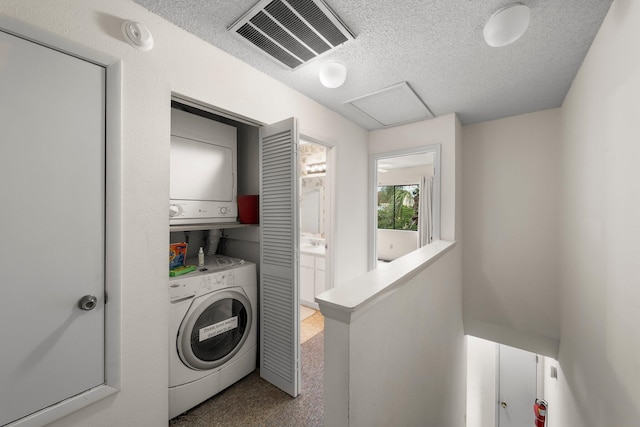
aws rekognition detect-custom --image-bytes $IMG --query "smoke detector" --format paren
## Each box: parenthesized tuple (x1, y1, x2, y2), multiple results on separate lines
(121, 20, 154, 51)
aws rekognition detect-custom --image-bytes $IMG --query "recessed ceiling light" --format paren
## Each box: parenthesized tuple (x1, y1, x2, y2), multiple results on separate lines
(483, 3, 531, 47)
(319, 61, 347, 88)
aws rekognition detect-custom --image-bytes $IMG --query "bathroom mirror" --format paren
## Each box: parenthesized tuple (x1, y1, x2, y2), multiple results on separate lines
(300, 176, 325, 235)
(369, 144, 441, 270)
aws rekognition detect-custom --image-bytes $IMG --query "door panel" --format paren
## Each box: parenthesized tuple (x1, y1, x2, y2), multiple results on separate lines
(315, 267, 326, 296)
(498, 344, 537, 427)
(0, 30, 105, 425)
(300, 264, 315, 304)
(259, 118, 300, 397)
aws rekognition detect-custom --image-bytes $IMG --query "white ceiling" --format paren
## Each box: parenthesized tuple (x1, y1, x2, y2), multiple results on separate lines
(132, 0, 613, 130)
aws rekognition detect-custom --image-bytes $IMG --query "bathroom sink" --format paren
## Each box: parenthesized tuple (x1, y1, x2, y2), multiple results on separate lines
(300, 240, 325, 255)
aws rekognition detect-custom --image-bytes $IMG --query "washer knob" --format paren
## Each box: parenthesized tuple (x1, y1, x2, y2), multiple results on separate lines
(219, 206, 228, 214)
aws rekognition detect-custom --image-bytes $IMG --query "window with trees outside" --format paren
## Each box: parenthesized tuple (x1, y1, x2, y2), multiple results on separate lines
(377, 184, 419, 231)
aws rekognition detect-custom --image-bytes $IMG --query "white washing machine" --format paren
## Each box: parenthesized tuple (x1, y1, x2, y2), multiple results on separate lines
(168, 255, 257, 419)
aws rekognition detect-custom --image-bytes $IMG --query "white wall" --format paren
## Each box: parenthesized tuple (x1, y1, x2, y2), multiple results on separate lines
(0, 1, 369, 426)
(320, 114, 465, 426)
(557, 0, 640, 425)
(466, 336, 497, 427)
(348, 246, 466, 427)
(461, 109, 561, 357)
(376, 229, 417, 260)
(369, 113, 460, 241)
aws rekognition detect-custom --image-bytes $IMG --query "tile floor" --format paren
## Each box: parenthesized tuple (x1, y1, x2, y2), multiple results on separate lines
(300, 306, 324, 344)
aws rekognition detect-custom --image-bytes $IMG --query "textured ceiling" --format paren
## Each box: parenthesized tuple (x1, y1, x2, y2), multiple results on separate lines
(132, 0, 613, 130)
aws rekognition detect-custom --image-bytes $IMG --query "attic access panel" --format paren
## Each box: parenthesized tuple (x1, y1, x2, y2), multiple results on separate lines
(229, 0, 354, 69)
(345, 82, 434, 127)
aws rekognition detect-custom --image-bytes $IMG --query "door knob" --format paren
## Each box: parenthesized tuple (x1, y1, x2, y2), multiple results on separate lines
(78, 295, 98, 311)
(501, 401, 508, 409)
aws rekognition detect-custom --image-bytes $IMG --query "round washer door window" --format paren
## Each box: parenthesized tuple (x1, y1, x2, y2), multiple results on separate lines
(178, 289, 252, 370)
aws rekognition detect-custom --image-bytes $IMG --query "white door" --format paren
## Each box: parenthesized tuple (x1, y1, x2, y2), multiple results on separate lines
(0, 30, 106, 425)
(259, 118, 300, 397)
(498, 344, 537, 427)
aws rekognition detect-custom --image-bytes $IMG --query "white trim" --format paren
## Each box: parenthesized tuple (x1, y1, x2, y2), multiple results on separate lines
(0, 14, 122, 427)
(105, 59, 123, 393)
(6, 386, 118, 427)
(369, 144, 441, 270)
(0, 14, 117, 66)
(495, 342, 501, 427)
(300, 134, 336, 293)
(317, 240, 455, 324)
(171, 93, 265, 127)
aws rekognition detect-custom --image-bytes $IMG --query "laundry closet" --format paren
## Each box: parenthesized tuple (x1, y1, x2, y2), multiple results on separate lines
(167, 99, 306, 418)
(168, 101, 263, 418)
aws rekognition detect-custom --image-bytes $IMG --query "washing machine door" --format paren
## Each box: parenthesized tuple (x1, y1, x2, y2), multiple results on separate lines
(178, 288, 252, 370)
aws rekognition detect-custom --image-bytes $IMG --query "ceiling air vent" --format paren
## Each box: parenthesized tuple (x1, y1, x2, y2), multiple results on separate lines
(229, 0, 354, 69)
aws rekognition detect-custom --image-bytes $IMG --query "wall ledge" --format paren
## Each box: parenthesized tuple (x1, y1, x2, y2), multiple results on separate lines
(316, 240, 456, 324)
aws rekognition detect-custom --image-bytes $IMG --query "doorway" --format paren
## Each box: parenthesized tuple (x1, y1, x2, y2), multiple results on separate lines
(298, 139, 330, 343)
(466, 335, 558, 427)
(370, 145, 441, 270)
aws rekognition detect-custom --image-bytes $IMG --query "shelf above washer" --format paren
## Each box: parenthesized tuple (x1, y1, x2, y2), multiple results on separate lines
(170, 222, 257, 232)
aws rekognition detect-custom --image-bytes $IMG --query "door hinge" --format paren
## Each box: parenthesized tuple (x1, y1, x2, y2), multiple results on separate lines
(104, 291, 108, 304)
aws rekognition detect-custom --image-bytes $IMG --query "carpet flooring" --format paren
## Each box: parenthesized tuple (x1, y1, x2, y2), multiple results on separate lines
(170, 330, 324, 426)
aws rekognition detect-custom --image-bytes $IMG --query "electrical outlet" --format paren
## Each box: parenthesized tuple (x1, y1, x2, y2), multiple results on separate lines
(550, 366, 558, 379)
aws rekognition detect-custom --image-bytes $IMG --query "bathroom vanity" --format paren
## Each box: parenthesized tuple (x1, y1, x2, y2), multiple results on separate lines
(300, 240, 325, 309)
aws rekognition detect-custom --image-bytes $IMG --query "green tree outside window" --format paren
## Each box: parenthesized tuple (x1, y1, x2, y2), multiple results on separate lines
(377, 184, 419, 230)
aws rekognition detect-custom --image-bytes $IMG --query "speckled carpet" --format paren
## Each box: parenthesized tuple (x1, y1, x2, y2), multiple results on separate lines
(169, 330, 324, 427)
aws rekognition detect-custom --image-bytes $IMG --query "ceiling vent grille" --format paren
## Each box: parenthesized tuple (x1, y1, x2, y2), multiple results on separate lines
(229, 0, 354, 69)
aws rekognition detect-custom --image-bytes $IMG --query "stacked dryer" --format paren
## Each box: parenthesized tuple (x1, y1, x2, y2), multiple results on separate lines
(168, 255, 257, 419)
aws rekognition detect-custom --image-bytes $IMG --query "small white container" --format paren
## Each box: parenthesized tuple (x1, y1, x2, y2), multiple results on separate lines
(198, 247, 204, 267)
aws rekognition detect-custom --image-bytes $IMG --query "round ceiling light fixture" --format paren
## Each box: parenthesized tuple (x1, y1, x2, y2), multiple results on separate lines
(319, 61, 347, 88)
(122, 20, 154, 51)
(483, 3, 531, 47)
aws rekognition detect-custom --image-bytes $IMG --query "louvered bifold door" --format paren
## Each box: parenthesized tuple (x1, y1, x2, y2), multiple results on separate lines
(259, 117, 300, 397)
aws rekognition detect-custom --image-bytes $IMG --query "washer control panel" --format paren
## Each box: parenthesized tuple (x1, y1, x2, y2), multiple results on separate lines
(200, 271, 236, 296)
(169, 256, 246, 302)
(169, 276, 202, 302)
